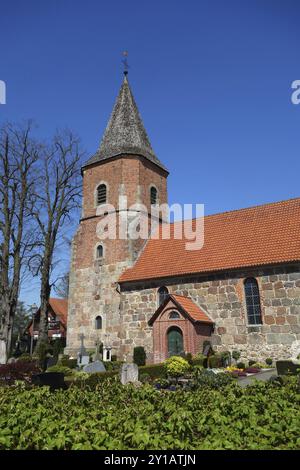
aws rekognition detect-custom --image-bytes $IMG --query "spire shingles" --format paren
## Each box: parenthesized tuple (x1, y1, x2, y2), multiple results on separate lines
(83, 76, 167, 172)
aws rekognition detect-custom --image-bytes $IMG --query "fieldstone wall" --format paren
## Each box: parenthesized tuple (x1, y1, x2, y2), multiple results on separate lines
(119, 264, 300, 363)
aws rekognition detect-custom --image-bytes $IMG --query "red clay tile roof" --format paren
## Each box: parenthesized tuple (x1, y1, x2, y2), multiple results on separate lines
(148, 294, 213, 325)
(120, 197, 300, 283)
(171, 295, 213, 323)
(49, 298, 68, 327)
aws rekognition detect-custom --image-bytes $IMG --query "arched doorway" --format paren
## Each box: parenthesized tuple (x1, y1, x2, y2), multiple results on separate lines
(167, 326, 184, 357)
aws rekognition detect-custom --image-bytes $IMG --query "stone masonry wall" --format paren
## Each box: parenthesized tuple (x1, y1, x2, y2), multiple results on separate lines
(119, 264, 300, 363)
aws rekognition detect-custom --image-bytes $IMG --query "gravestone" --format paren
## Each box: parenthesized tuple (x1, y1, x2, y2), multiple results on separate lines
(83, 360, 106, 373)
(77, 332, 89, 366)
(120, 363, 139, 385)
(0, 340, 6, 364)
(77, 353, 90, 366)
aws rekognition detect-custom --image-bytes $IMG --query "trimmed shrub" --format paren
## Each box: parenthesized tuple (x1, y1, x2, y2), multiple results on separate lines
(251, 362, 265, 369)
(0, 361, 41, 385)
(68, 371, 118, 390)
(164, 356, 190, 378)
(17, 353, 34, 363)
(192, 369, 234, 389)
(183, 353, 193, 365)
(266, 358, 273, 366)
(248, 359, 256, 367)
(208, 354, 223, 368)
(59, 355, 77, 369)
(104, 361, 123, 372)
(192, 353, 207, 368)
(47, 365, 74, 376)
(138, 363, 166, 380)
(140, 373, 151, 383)
(133, 346, 146, 366)
(220, 351, 231, 367)
(237, 362, 246, 370)
(232, 350, 241, 362)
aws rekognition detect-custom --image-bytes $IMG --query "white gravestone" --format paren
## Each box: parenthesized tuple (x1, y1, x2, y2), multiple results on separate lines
(83, 360, 106, 373)
(120, 363, 139, 385)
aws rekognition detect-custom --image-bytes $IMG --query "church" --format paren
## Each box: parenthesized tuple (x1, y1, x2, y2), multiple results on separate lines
(65, 73, 300, 363)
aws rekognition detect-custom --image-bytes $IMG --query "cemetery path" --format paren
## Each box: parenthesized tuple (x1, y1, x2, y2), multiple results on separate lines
(237, 369, 277, 388)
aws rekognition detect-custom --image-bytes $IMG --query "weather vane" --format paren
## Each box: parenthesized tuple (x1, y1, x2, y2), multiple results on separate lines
(122, 51, 129, 75)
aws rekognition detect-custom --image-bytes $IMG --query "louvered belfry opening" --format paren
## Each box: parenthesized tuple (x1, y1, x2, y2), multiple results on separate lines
(150, 186, 158, 205)
(97, 184, 107, 205)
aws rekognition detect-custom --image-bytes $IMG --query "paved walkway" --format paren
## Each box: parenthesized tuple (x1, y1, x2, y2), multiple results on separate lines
(237, 369, 277, 387)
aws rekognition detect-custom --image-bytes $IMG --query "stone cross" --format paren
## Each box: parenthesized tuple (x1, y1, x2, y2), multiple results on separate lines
(78, 333, 87, 358)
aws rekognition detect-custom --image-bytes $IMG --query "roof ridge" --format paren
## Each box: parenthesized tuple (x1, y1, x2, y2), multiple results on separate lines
(164, 195, 300, 227)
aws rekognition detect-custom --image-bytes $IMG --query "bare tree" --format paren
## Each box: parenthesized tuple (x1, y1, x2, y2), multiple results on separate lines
(30, 131, 82, 346)
(54, 272, 69, 299)
(0, 122, 38, 363)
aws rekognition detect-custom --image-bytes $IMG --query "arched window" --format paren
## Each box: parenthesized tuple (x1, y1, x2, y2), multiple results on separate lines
(244, 278, 262, 325)
(169, 311, 180, 320)
(95, 316, 102, 330)
(96, 244, 103, 259)
(150, 186, 158, 205)
(158, 286, 169, 306)
(97, 184, 107, 205)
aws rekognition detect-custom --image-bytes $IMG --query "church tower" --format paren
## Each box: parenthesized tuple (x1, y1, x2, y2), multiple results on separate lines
(65, 74, 168, 357)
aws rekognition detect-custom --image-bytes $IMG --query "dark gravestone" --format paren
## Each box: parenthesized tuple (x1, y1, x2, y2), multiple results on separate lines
(83, 360, 106, 373)
(32, 372, 67, 391)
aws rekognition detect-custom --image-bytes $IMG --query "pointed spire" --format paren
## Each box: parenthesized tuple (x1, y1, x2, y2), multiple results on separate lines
(83, 75, 167, 171)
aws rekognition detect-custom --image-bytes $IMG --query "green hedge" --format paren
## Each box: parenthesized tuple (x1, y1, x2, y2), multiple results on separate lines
(138, 363, 166, 379)
(0, 377, 299, 449)
(67, 371, 118, 389)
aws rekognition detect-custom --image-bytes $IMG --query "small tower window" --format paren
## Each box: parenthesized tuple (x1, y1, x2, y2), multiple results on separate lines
(95, 316, 102, 330)
(158, 286, 169, 306)
(150, 186, 158, 205)
(244, 278, 262, 325)
(169, 311, 180, 320)
(97, 184, 107, 205)
(96, 245, 103, 259)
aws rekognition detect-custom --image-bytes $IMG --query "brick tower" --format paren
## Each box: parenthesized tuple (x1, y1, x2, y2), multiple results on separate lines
(65, 74, 168, 358)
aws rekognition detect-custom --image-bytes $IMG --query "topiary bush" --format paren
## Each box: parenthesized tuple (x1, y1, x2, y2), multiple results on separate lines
(237, 362, 246, 370)
(164, 356, 190, 378)
(248, 359, 256, 367)
(266, 358, 273, 366)
(133, 346, 146, 366)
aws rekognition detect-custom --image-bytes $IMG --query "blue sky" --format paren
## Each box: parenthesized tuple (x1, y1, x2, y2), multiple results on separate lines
(1, 0, 300, 307)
